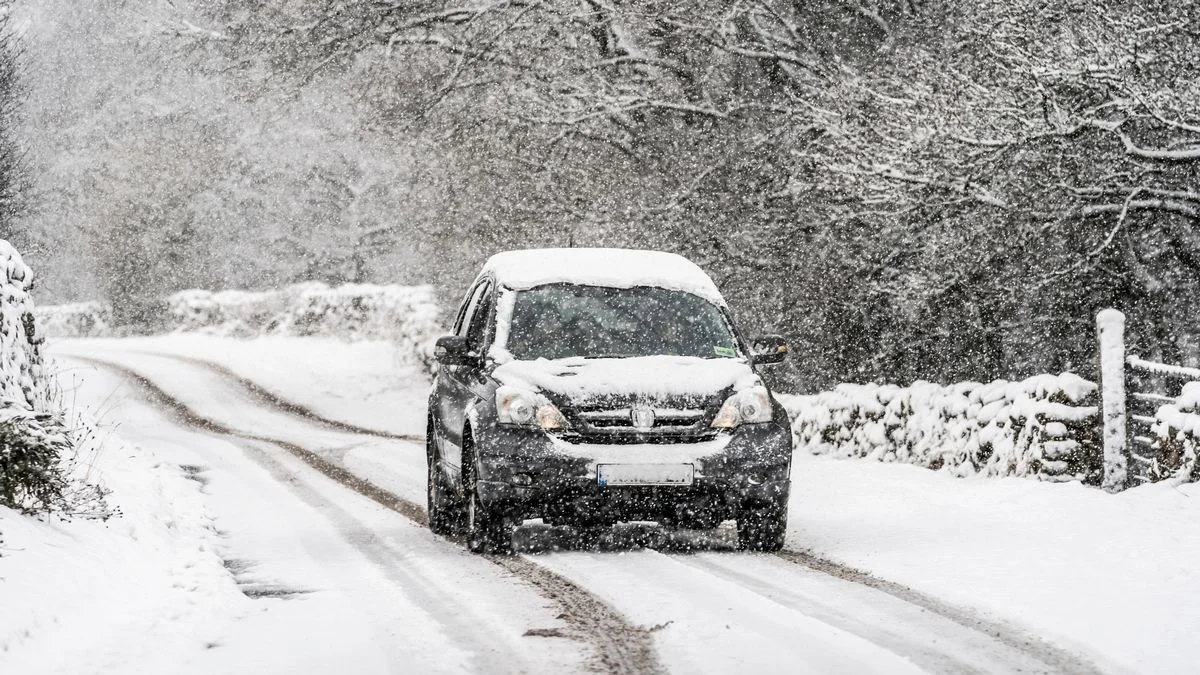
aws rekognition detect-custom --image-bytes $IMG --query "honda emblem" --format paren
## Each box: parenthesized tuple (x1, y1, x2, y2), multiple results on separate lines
(630, 407, 656, 431)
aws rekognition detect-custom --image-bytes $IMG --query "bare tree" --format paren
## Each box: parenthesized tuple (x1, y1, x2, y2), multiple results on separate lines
(0, 4, 27, 240)
(57, 0, 1200, 386)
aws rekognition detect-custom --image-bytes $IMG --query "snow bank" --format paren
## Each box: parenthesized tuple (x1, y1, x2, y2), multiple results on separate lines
(39, 282, 442, 367)
(0, 240, 52, 412)
(790, 453, 1200, 673)
(782, 373, 1101, 481)
(0, 401, 246, 671)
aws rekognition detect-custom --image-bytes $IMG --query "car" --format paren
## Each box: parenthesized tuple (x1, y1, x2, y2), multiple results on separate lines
(426, 248, 793, 553)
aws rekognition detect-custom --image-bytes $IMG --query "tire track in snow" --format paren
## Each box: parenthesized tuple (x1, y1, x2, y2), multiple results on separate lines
(68, 354, 664, 675)
(771, 551, 1101, 674)
(217, 438, 537, 673)
(671, 552, 1095, 674)
(126, 350, 423, 442)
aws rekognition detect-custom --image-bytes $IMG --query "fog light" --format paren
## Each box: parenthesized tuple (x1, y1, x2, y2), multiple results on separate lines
(511, 473, 534, 487)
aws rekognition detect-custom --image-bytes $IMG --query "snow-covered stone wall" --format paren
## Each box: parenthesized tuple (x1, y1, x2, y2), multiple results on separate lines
(165, 282, 441, 365)
(782, 374, 1102, 481)
(33, 301, 111, 339)
(1151, 383, 1200, 482)
(1, 241, 51, 412)
(36, 282, 442, 367)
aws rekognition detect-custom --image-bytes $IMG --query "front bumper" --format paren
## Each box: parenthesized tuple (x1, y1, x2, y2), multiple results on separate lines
(472, 421, 792, 525)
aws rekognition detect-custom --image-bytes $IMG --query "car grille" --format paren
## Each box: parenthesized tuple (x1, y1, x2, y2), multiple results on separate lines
(561, 404, 718, 444)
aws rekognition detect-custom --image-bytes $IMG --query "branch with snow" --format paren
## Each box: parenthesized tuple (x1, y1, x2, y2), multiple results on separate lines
(162, 20, 231, 42)
(1079, 199, 1199, 220)
(1117, 130, 1200, 162)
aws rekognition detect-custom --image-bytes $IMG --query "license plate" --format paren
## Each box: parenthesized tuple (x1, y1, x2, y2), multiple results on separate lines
(597, 463, 695, 487)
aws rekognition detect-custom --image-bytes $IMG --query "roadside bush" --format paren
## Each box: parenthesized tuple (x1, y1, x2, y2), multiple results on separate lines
(0, 406, 72, 514)
(2, 241, 50, 411)
(1, 240, 108, 520)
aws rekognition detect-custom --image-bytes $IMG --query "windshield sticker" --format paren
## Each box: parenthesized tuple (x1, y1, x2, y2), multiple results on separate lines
(713, 346, 736, 358)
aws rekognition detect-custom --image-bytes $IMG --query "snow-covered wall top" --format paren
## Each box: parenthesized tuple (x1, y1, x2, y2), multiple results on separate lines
(782, 373, 1101, 481)
(481, 248, 726, 307)
(165, 282, 441, 365)
(0, 240, 51, 411)
(36, 282, 442, 366)
(34, 301, 111, 339)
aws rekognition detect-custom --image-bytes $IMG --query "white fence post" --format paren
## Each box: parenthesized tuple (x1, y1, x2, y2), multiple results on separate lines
(1097, 309, 1129, 492)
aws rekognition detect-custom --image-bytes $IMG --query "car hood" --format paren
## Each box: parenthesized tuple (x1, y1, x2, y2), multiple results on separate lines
(491, 355, 762, 404)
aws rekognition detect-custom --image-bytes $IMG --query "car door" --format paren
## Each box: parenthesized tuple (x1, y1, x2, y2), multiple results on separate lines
(438, 278, 494, 472)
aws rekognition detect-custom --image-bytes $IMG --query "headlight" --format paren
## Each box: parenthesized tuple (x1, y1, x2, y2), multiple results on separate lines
(496, 386, 568, 430)
(712, 386, 773, 428)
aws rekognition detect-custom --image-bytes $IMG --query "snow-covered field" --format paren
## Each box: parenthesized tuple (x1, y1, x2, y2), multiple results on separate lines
(4, 334, 1200, 673)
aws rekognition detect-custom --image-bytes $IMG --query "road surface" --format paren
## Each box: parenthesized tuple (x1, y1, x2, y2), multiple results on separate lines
(54, 344, 1097, 674)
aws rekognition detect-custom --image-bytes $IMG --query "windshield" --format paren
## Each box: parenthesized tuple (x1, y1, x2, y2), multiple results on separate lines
(502, 284, 741, 360)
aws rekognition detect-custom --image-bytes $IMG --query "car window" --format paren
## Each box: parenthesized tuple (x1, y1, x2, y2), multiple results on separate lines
(464, 282, 494, 351)
(504, 284, 740, 360)
(455, 281, 488, 338)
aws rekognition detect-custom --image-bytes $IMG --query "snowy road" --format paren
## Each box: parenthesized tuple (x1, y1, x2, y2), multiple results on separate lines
(54, 345, 1097, 674)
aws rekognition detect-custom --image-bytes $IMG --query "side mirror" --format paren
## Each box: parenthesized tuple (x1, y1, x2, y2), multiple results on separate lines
(750, 335, 789, 365)
(435, 335, 478, 367)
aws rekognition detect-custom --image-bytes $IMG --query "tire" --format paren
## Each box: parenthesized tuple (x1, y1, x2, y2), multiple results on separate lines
(737, 502, 787, 552)
(426, 417, 462, 536)
(463, 433, 513, 555)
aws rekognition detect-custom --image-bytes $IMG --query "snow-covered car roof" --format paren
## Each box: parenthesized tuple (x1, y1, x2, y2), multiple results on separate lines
(480, 248, 726, 306)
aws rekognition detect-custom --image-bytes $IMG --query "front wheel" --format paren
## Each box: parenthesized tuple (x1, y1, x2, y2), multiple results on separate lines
(426, 418, 462, 536)
(737, 502, 787, 552)
(463, 435, 513, 555)
(466, 482, 514, 554)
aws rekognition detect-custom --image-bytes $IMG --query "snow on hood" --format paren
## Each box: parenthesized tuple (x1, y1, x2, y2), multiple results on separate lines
(492, 355, 761, 401)
(481, 248, 726, 307)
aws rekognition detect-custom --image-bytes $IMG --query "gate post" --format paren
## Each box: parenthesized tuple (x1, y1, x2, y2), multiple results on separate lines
(1097, 309, 1129, 492)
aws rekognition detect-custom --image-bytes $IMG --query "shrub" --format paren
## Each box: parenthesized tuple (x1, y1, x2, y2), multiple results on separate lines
(0, 405, 71, 513)
(1, 240, 109, 521)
